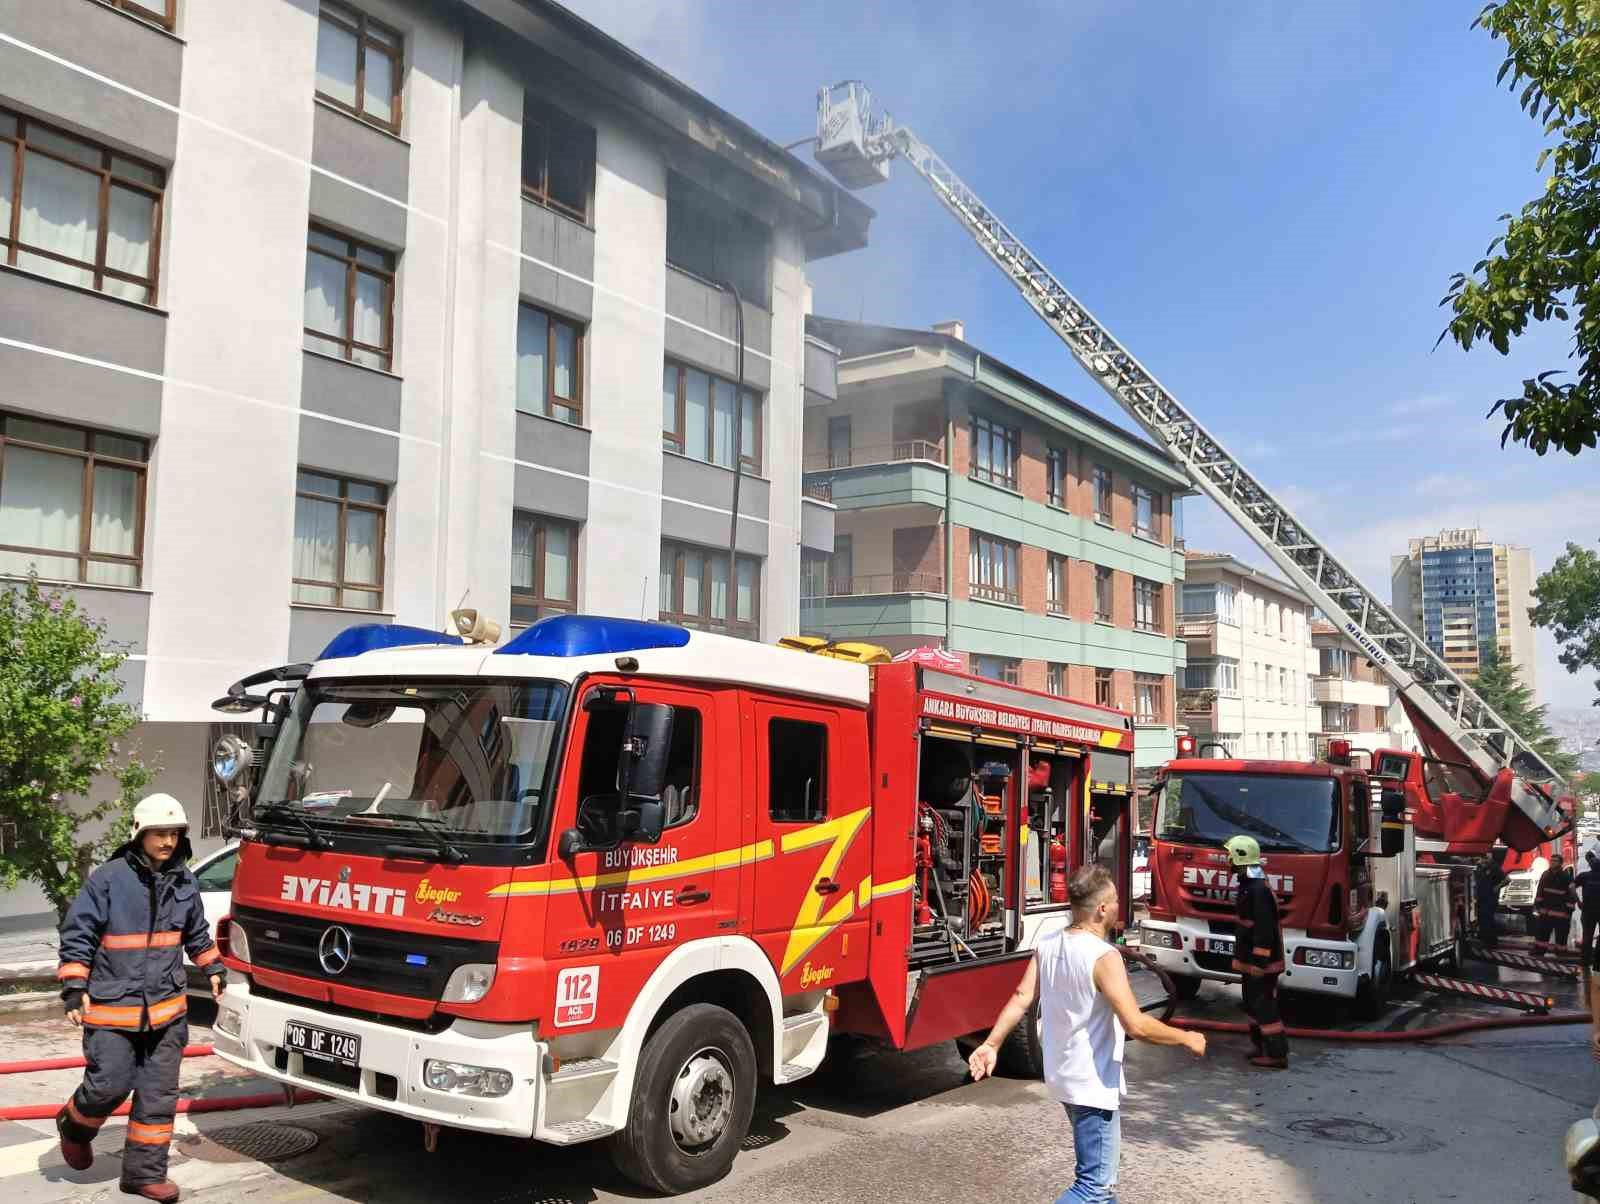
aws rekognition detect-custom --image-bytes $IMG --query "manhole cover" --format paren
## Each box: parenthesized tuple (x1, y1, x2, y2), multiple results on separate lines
(181, 1122, 320, 1164)
(1286, 1117, 1395, 1146)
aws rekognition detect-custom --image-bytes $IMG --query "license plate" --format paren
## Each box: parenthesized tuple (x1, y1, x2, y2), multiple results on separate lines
(283, 1021, 361, 1067)
(1204, 937, 1235, 956)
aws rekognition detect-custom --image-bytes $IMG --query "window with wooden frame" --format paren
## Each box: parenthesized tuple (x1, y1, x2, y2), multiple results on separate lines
(521, 97, 594, 224)
(968, 531, 1020, 605)
(971, 655, 1020, 685)
(1133, 576, 1163, 633)
(1094, 564, 1114, 622)
(510, 512, 576, 625)
(1133, 483, 1160, 539)
(315, 1, 403, 133)
(516, 304, 584, 424)
(1046, 446, 1068, 508)
(658, 540, 760, 638)
(303, 226, 395, 370)
(0, 413, 146, 587)
(104, 0, 176, 30)
(0, 107, 165, 303)
(1046, 663, 1065, 697)
(970, 415, 1019, 490)
(661, 360, 761, 473)
(1092, 464, 1113, 522)
(1135, 673, 1164, 724)
(1046, 553, 1067, 615)
(1094, 667, 1113, 708)
(292, 470, 386, 610)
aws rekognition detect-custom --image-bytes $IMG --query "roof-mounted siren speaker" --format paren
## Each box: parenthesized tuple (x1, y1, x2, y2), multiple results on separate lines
(815, 81, 892, 189)
(451, 608, 501, 645)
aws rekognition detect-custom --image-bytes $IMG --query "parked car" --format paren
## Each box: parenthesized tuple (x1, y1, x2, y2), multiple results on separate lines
(187, 841, 239, 994)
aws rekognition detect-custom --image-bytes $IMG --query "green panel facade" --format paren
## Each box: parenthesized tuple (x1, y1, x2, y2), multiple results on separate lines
(949, 601, 1186, 675)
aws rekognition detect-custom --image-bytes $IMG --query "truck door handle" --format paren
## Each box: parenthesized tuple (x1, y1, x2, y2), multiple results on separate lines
(814, 878, 842, 896)
(677, 886, 711, 905)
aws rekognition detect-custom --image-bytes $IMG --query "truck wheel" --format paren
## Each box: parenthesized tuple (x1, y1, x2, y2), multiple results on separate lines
(995, 999, 1045, 1079)
(1351, 932, 1392, 1022)
(1170, 974, 1203, 1001)
(608, 1003, 756, 1195)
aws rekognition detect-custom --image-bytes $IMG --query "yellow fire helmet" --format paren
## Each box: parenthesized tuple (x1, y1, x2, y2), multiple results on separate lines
(1224, 834, 1262, 867)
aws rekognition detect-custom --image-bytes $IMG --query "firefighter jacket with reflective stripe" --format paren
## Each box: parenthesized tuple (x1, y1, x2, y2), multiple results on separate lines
(1535, 867, 1576, 922)
(56, 841, 222, 1030)
(1232, 872, 1284, 977)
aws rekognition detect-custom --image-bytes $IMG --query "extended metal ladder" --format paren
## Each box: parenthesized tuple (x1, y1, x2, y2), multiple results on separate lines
(812, 82, 1568, 827)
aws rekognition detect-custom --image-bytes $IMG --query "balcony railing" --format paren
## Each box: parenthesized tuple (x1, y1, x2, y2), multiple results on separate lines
(801, 572, 946, 599)
(802, 479, 833, 503)
(803, 440, 946, 473)
(1178, 688, 1217, 715)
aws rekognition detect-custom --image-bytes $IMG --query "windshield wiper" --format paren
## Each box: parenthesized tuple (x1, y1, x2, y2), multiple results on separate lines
(1191, 785, 1315, 852)
(376, 812, 466, 865)
(254, 802, 332, 850)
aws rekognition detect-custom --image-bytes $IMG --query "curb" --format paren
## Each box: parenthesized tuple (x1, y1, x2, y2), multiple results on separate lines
(0, 991, 62, 1016)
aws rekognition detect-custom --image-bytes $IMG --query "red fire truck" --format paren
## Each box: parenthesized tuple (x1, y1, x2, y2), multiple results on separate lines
(208, 615, 1137, 1193)
(1136, 739, 1564, 1018)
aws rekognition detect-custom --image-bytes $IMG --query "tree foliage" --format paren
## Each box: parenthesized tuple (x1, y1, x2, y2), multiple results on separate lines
(1470, 649, 1580, 777)
(1531, 539, 1600, 703)
(0, 576, 152, 920)
(1442, 1, 1600, 455)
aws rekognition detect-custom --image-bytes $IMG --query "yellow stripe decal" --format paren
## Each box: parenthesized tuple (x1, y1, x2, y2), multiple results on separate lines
(1098, 730, 1123, 748)
(489, 839, 775, 897)
(871, 874, 916, 899)
(778, 807, 872, 975)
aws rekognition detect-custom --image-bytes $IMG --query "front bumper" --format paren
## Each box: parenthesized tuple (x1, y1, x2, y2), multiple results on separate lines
(212, 979, 543, 1136)
(1137, 920, 1359, 999)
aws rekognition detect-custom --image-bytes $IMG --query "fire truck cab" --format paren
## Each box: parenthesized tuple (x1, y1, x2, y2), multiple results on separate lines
(208, 616, 1136, 1193)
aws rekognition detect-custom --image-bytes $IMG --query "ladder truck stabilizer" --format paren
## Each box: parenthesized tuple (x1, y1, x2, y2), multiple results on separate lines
(812, 82, 1569, 851)
(1465, 943, 1581, 979)
(1408, 972, 1556, 1014)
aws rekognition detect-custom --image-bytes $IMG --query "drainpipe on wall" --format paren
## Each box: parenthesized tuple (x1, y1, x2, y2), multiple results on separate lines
(714, 278, 746, 634)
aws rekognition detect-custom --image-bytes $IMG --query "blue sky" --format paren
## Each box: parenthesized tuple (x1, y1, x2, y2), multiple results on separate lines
(572, 1, 1600, 708)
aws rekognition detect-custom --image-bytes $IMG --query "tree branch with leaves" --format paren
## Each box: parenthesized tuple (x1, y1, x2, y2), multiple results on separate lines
(0, 576, 153, 921)
(1531, 539, 1600, 704)
(1442, 0, 1600, 455)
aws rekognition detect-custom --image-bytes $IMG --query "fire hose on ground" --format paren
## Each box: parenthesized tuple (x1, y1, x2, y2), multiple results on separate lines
(1118, 945, 1591, 1041)
(0, 1044, 323, 1123)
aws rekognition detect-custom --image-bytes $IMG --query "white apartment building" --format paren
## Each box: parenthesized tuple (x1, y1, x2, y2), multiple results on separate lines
(1177, 553, 1319, 761)
(1309, 621, 1418, 759)
(0, 0, 871, 917)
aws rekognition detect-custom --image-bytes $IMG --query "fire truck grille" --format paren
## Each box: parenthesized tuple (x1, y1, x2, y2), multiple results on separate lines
(233, 905, 497, 1000)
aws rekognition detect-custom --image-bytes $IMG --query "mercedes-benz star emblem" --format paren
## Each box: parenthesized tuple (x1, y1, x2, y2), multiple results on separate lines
(319, 925, 354, 976)
(338, 866, 352, 883)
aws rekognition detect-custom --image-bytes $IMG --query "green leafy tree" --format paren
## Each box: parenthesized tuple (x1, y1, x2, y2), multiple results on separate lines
(1530, 539, 1600, 702)
(1442, 1, 1600, 455)
(0, 576, 152, 921)
(1470, 650, 1580, 777)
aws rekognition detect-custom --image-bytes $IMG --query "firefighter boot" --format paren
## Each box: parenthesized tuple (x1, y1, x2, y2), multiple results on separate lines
(1248, 1054, 1289, 1070)
(119, 1180, 180, 1202)
(55, 1105, 95, 1171)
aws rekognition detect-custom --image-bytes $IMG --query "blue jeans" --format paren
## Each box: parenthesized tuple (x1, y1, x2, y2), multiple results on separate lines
(1056, 1103, 1120, 1203)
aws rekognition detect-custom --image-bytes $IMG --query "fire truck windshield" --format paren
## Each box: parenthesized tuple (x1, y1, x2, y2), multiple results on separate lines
(254, 679, 568, 842)
(1154, 772, 1339, 854)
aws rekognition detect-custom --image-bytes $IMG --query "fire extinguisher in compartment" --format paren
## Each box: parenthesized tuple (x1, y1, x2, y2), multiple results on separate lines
(1049, 836, 1068, 903)
(915, 806, 935, 926)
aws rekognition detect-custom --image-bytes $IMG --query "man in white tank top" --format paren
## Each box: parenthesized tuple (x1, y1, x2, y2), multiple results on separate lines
(970, 864, 1206, 1203)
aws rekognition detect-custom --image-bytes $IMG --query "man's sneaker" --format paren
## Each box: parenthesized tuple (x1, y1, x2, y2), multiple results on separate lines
(120, 1181, 180, 1202)
(1248, 1055, 1289, 1070)
(54, 1108, 93, 1171)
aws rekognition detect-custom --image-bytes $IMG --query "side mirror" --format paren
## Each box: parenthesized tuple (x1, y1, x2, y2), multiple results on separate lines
(558, 826, 590, 859)
(620, 703, 674, 800)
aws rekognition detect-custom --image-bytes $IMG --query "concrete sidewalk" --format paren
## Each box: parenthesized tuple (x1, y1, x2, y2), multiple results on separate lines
(0, 918, 57, 980)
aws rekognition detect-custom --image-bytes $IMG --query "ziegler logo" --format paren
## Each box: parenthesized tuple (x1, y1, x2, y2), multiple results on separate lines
(798, 961, 835, 990)
(280, 875, 406, 915)
(415, 878, 463, 906)
(428, 907, 484, 927)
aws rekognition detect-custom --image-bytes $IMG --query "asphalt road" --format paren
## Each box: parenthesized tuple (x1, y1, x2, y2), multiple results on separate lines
(0, 954, 1590, 1203)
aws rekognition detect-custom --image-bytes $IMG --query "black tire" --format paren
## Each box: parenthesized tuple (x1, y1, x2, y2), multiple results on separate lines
(954, 1033, 984, 1061)
(995, 999, 1045, 1079)
(1352, 932, 1392, 1022)
(607, 1003, 757, 1196)
(1171, 974, 1203, 1001)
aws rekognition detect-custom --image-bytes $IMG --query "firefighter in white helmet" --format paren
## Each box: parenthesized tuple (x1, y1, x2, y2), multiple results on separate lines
(54, 794, 226, 1202)
(1225, 835, 1289, 1070)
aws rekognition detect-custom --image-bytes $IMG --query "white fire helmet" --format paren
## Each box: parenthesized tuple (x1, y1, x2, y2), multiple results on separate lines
(130, 793, 189, 840)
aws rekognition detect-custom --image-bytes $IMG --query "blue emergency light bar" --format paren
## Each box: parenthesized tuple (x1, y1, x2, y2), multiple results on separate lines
(496, 614, 690, 658)
(318, 624, 465, 661)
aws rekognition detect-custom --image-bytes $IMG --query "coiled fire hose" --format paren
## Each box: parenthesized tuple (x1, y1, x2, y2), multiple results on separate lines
(1118, 944, 1590, 1039)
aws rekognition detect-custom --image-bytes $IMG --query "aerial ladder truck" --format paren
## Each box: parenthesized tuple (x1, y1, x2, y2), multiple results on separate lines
(809, 84, 1572, 968)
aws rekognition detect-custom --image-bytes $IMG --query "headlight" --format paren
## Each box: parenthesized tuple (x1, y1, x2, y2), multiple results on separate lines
(423, 1059, 513, 1097)
(226, 918, 252, 965)
(216, 1006, 243, 1038)
(211, 735, 254, 784)
(1139, 927, 1180, 950)
(1295, 948, 1354, 970)
(441, 963, 496, 1003)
